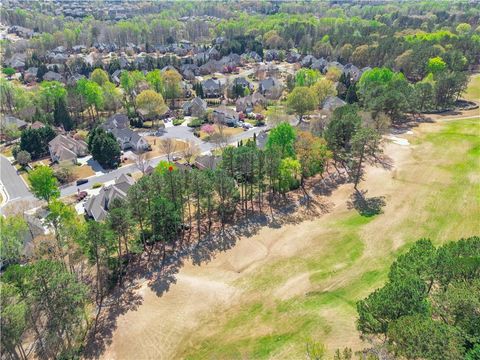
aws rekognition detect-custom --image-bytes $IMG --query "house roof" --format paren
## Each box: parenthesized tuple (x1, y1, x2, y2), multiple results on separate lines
(49, 134, 88, 161)
(202, 78, 221, 90)
(103, 113, 129, 130)
(322, 96, 346, 111)
(85, 174, 135, 221)
(0, 115, 27, 129)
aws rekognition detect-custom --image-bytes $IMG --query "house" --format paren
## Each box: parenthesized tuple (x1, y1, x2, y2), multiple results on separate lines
(0, 115, 28, 131)
(199, 59, 223, 75)
(194, 154, 221, 170)
(48, 134, 88, 164)
(311, 58, 328, 72)
(213, 106, 239, 126)
(84, 174, 135, 221)
(183, 97, 207, 117)
(322, 96, 346, 112)
(24, 67, 38, 82)
(5, 53, 26, 71)
(201, 78, 222, 98)
(325, 61, 344, 74)
(241, 51, 262, 63)
(301, 55, 316, 68)
(236, 93, 266, 113)
(102, 113, 149, 152)
(343, 63, 361, 82)
(256, 130, 268, 150)
(258, 77, 283, 99)
(30, 121, 45, 130)
(67, 73, 85, 86)
(265, 49, 280, 62)
(286, 50, 301, 63)
(102, 113, 129, 130)
(233, 77, 252, 91)
(110, 127, 149, 152)
(43, 71, 64, 82)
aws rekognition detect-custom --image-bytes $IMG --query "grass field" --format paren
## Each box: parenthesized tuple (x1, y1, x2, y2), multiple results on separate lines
(177, 118, 480, 359)
(464, 74, 480, 101)
(101, 116, 479, 360)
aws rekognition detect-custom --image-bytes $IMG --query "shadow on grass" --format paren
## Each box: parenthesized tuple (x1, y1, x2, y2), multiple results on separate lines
(347, 190, 386, 217)
(83, 172, 344, 358)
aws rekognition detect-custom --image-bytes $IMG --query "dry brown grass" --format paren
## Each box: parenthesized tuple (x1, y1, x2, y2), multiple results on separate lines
(99, 117, 479, 360)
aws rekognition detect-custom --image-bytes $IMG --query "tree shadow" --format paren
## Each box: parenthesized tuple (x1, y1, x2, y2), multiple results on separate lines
(83, 189, 333, 356)
(347, 190, 386, 217)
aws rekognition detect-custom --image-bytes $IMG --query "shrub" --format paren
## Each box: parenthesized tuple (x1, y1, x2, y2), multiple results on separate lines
(187, 118, 203, 128)
(55, 166, 74, 184)
(173, 118, 184, 126)
(92, 182, 102, 189)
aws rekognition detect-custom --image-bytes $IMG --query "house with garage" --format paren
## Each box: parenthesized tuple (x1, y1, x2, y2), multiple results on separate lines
(213, 106, 239, 126)
(102, 113, 149, 152)
(84, 174, 135, 221)
(183, 97, 207, 117)
(48, 134, 88, 164)
(235, 93, 266, 113)
(201, 78, 222, 98)
(258, 77, 283, 100)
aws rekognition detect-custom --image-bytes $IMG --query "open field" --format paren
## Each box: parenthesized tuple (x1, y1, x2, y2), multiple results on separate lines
(100, 116, 479, 359)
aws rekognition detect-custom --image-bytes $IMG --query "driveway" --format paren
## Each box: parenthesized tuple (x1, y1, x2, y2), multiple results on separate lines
(0, 155, 32, 204)
(60, 125, 262, 197)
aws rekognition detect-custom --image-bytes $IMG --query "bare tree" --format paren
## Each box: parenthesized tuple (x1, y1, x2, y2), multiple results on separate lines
(212, 120, 231, 150)
(182, 140, 200, 165)
(134, 151, 150, 174)
(159, 137, 177, 161)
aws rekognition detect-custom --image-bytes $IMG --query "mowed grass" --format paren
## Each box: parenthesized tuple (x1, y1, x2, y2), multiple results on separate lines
(464, 74, 480, 101)
(180, 118, 480, 359)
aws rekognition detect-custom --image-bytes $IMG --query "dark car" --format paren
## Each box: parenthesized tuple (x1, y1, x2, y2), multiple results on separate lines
(76, 178, 88, 186)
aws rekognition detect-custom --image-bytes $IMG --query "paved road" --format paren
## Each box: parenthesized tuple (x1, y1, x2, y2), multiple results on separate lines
(60, 126, 261, 197)
(0, 155, 32, 203)
(0, 125, 263, 209)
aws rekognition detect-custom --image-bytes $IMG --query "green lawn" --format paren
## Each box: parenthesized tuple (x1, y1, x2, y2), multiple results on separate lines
(464, 74, 480, 101)
(180, 118, 480, 359)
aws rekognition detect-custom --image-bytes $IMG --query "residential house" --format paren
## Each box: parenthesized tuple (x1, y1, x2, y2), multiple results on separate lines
(264, 49, 280, 62)
(102, 113, 149, 152)
(301, 55, 316, 68)
(199, 59, 223, 75)
(213, 106, 239, 126)
(102, 113, 129, 130)
(0, 115, 28, 131)
(233, 77, 252, 91)
(286, 50, 301, 63)
(201, 78, 222, 98)
(236, 93, 266, 113)
(24, 67, 38, 82)
(258, 77, 283, 99)
(242, 51, 262, 63)
(343, 63, 361, 82)
(256, 130, 269, 150)
(183, 97, 207, 117)
(194, 154, 221, 170)
(110, 127, 149, 152)
(43, 71, 65, 82)
(322, 96, 346, 112)
(5, 53, 26, 71)
(311, 58, 328, 72)
(48, 134, 88, 164)
(84, 174, 135, 221)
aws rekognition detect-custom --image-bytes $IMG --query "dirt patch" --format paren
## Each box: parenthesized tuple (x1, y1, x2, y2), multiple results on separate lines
(98, 117, 479, 359)
(274, 272, 311, 300)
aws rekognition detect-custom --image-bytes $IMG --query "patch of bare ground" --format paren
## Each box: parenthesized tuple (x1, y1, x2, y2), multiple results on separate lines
(91, 116, 478, 359)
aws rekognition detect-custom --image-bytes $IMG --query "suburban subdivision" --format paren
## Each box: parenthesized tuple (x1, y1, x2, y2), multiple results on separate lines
(0, 1, 479, 359)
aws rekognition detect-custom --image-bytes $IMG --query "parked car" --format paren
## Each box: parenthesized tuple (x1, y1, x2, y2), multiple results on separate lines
(76, 178, 88, 186)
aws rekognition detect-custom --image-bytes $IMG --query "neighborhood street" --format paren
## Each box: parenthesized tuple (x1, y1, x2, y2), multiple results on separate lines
(0, 125, 261, 210)
(0, 154, 32, 203)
